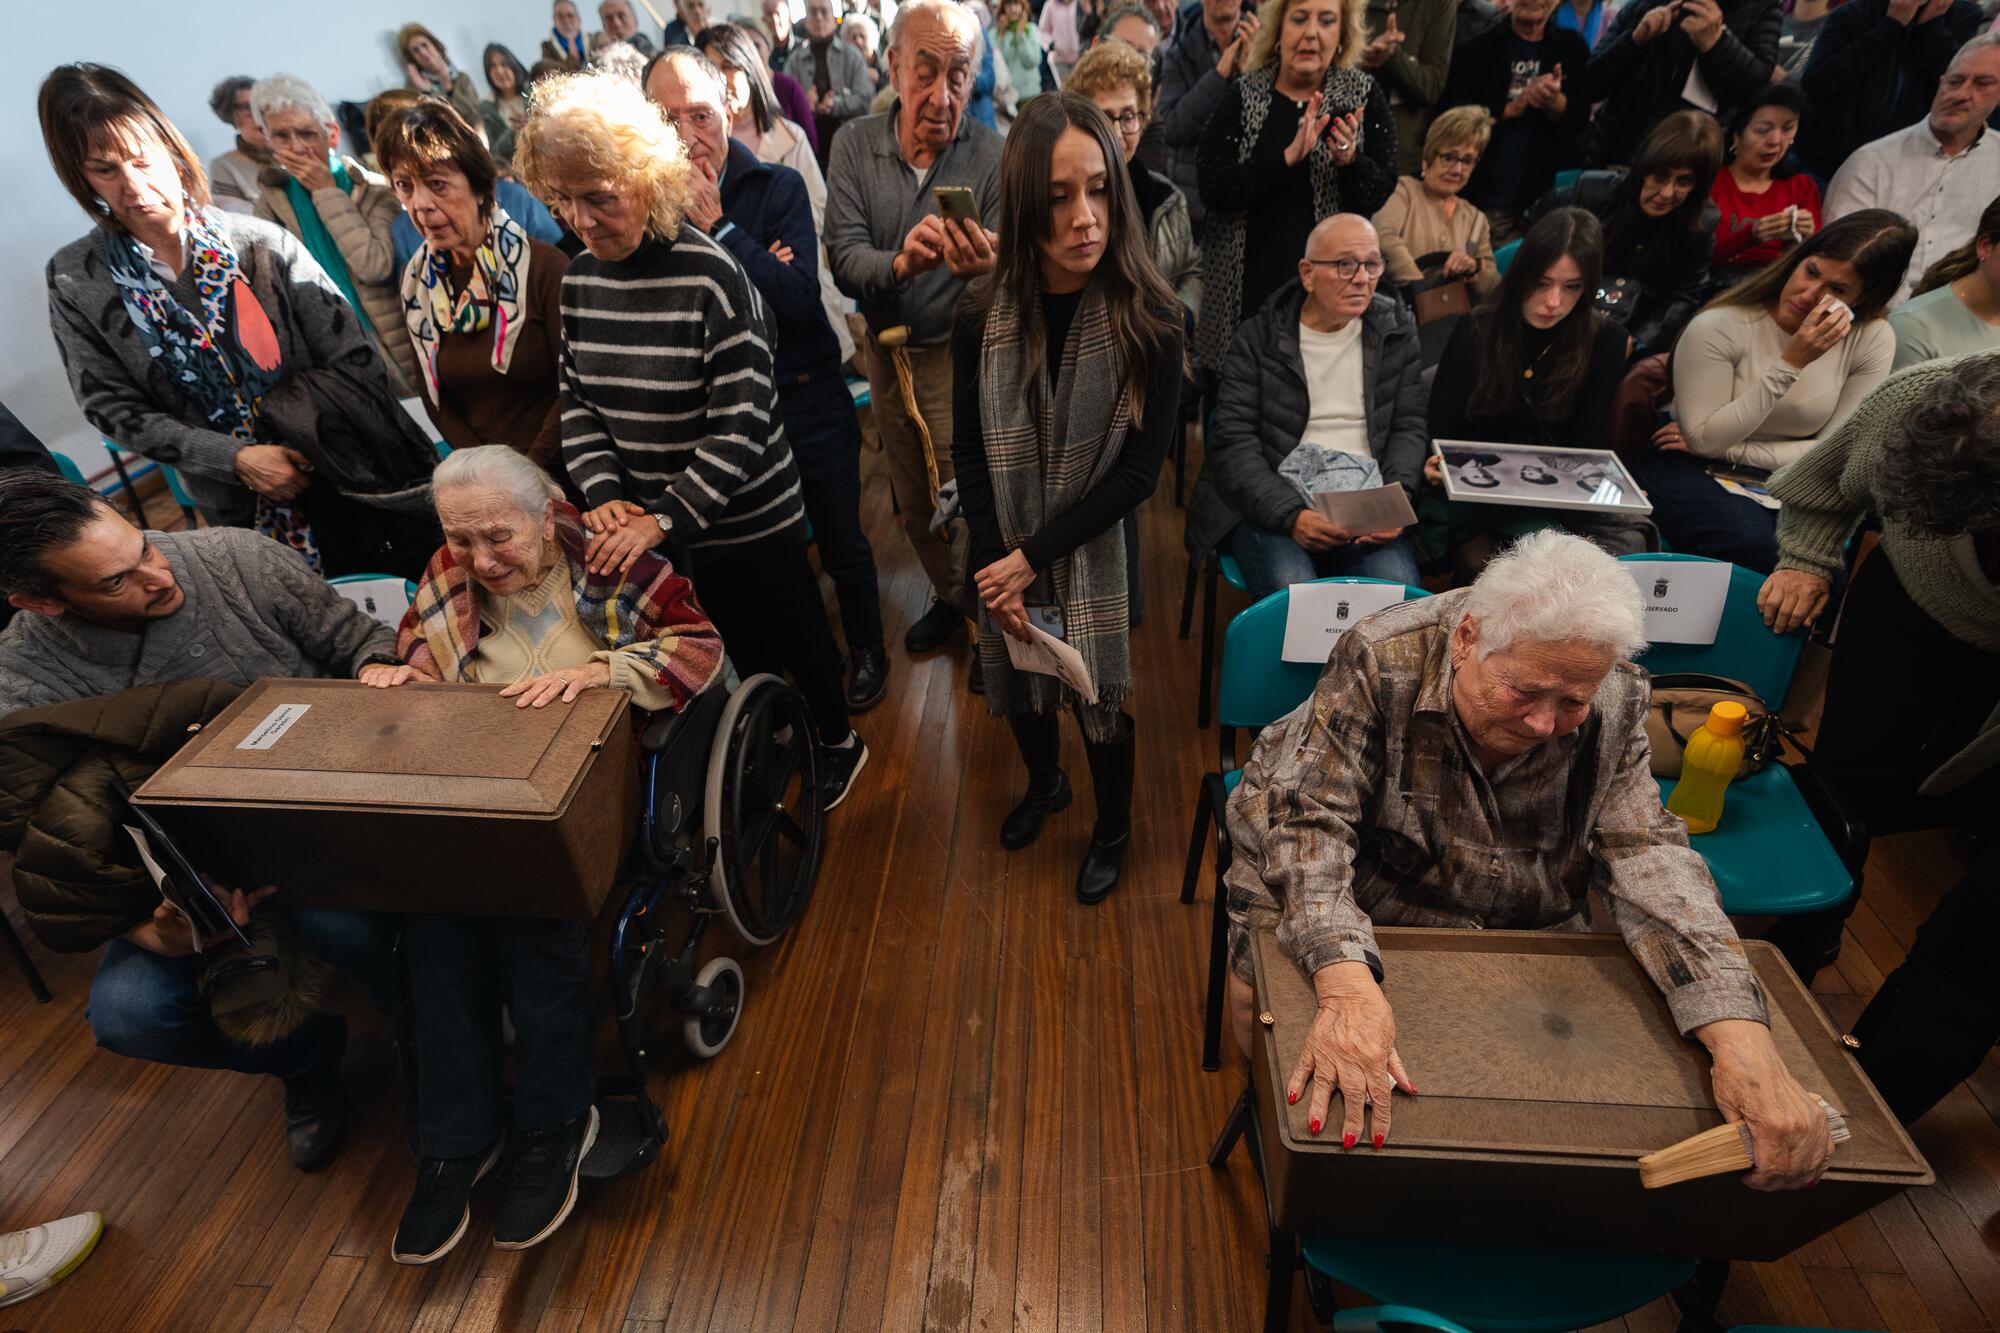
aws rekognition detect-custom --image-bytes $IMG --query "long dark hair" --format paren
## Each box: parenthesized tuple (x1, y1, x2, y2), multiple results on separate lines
(1468, 207, 1606, 426)
(1913, 194, 2000, 297)
(968, 93, 1179, 423)
(1608, 110, 1724, 244)
(1706, 208, 1918, 324)
(483, 43, 531, 100)
(39, 63, 211, 224)
(698, 23, 782, 135)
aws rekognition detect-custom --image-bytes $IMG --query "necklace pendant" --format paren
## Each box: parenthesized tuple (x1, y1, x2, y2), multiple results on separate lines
(1523, 368, 1535, 380)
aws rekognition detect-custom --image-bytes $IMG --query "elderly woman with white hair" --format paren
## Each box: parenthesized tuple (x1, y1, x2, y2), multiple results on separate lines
(365, 445, 723, 1264)
(250, 73, 418, 390)
(515, 69, 870, 811)
(1223, 529, 1835, 1188)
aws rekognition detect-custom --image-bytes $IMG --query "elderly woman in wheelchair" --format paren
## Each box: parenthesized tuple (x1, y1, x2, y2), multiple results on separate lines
(366, 445, 725, 1264)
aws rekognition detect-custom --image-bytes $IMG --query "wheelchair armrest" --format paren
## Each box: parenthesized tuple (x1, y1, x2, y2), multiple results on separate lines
(642, 684, 725, 755)
(1785, 758, 1870, 882)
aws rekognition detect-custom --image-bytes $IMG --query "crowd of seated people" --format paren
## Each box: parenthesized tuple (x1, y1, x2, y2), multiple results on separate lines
(5, 0, 2000, 1301)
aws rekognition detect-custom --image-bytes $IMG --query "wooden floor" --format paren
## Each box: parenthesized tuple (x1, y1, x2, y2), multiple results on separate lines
(3, 448, 1997, 1332)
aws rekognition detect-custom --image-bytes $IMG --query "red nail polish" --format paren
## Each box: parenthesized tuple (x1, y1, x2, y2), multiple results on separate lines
(1373, 1133, 1385, 1149)
(1288, 1089, 1298, 1105)
(1342, 1133, 1357, 1150)
(1309, 1117, 1322, 1135)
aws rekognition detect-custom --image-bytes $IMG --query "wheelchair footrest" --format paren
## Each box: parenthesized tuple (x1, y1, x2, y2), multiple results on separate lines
(581, 1098, 665, 1181)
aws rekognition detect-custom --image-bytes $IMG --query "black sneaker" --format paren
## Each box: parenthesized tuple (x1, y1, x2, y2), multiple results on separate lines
(493, 1107, 599, 1251)
(392, 1137, 505, 1265)
(821, 734, 870, 811)
(281, 1018, 349, 1173)
(904, 600, 964, 654)
(846, 646, 889, 712)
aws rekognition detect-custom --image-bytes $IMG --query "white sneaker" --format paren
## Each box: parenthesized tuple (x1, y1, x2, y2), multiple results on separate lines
(0, 1211, 103, 1308)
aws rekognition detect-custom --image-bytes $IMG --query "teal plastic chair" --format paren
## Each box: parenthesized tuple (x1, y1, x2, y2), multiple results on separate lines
(1182, 577, 1428, 1070)
(1620, 554, 1864, 924)
(1493, 238, 1522, 275)
(52, 453, 88, 485)
(1296, 1241, 1693, 1333)
(1552, 167, 1584, 191)
(1335, 1308, 1474, 1333)
(1177, 548, 1249, 727)
(100, 438, 198, 527)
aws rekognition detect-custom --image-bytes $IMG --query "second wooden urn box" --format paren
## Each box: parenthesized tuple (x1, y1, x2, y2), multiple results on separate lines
(132, 678, 636, 918)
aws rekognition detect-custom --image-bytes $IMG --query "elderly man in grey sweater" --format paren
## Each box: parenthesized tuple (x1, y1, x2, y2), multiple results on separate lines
(0, 473, 399, 719)
(825, 0, 1002, 667)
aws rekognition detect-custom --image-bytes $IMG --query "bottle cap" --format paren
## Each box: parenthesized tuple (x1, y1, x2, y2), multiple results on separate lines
(1706, 700, 1747, 736)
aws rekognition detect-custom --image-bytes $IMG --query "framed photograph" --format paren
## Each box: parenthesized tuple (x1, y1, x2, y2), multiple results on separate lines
(1434, 440, 1653, 517)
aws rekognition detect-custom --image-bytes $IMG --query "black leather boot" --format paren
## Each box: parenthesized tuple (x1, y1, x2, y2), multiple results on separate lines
(1076, 716, 1135, 905)
(281, 1016, 350, 1172)
(1001, 714, 1067, 849)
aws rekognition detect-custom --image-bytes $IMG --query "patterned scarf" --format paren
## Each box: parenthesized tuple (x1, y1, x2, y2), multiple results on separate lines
(396, 503, 724, 709)
(1196, 65, 1372, 374)
(975, 285, 1134, 740)
(550, 26, 587, 61)
(400, 207, 533, 405)
(102, 210, 317, 564)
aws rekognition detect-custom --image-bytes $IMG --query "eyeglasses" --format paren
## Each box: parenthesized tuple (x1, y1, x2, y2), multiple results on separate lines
(659, 106, 721, 132)
(1305, 257, 1386, 280)
(1103, 108, 1145, 131)
(1431, 150, 1479, 167)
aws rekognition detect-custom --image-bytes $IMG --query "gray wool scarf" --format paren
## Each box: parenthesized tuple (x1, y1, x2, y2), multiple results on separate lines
(976, 285, 1135, 740)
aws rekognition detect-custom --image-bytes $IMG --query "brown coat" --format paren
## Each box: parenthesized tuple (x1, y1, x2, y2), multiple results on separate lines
(255, 155, 420, 392)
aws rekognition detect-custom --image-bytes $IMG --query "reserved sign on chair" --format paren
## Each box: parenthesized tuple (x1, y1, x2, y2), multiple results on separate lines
(1624, 560, 1730, 645)
(1281, 582, 1408, 664)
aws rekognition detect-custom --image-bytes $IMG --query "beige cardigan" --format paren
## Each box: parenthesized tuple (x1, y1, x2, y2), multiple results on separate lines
(254, 155, 418, 392)
(1372, 176, 1501, 300)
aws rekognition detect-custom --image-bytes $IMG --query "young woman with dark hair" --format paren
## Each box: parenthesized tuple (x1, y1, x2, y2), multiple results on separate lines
(1426, 207, 1647, 578)
(1526, 109, 1726, 354)
(1639, 208, 1916, 571)
(479, 44, 533, 164)
(1710, 82, 1820, 281)
(951, 92, 1183, 905)
(1890, 194, 2000, 370)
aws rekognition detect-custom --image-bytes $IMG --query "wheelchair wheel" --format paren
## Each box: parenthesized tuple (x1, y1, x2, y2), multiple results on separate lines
(682, 956, 744, 1058)
(704, 673, 824, 946)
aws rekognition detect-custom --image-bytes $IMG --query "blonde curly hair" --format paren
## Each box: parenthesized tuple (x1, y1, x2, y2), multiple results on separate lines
(1067, 38, 1154, 116)
(1247, 0, 1370, 76)
(513, 70, 694, 241)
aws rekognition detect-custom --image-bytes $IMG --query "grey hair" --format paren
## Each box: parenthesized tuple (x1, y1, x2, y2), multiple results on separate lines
(209, 76, 254, 125)
(844, 12, 882, 50)
(649, 44, 729, 98)
(1877, 355, 2000, 536)
(1461, 529, 1648, 661)
(249, 73, 334, 133)
(1950, 29, 2000, 70)
(432, 445, 561, 518)
(1099, 2, 1160, 38)
(889, 0, 984, 65)
(597, 40, 650, 83)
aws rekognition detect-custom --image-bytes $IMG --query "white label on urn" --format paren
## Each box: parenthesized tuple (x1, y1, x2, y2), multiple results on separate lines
(237, 703, 311, 750)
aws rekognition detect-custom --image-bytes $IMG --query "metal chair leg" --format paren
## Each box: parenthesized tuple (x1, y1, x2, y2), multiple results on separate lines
(106, 452, 143, 523)
(1178, 555, 1198, 640)
(1264, 1225, 1298, 1333)
(0, 911, 50, 1003)
(1173, 417, 1187, 508)
(1181, 776, 1213, 905)
(1202, 872, 1230, 1071)
(1197, 557, 1219, 729)
(1208, 1086, 1252, 1167)
(1673, 1258, 1728, 1333)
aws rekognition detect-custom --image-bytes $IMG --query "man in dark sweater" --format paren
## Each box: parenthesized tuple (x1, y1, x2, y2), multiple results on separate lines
(1436, 0, 1590, 238)
(647, 48, 887, 712)
(1582, 0, 1781, 167)
(524, 69, 867, 807)
(1796, 0, 1989, 180)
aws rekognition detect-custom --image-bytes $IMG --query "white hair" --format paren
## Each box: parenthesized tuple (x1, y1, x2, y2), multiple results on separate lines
(1949, 30, 2000, 71)
(249, 73, 334, 133)
(889, 0, 984, 64)
(433, 445, 561, 518)
(1461, 529, 1647, 661)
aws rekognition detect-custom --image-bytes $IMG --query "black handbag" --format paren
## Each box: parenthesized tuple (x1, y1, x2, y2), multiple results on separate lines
(1595, 276, 1645, 320)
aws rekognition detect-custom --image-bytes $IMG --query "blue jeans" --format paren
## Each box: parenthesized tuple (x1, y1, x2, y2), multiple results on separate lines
(1228, 520, 1422, 602)
(403, 914, 597, 1158)
(87, 908, 395, 1078)
(1631, 450, 1779, 573)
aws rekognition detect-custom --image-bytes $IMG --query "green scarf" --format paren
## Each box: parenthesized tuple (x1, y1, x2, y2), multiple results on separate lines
(283, 155, 376, 338)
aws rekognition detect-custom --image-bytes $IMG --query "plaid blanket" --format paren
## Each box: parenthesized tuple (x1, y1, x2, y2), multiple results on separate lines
(396, 503, 723, 709)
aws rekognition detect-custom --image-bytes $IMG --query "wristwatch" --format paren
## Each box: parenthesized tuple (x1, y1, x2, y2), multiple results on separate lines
(651, 512, 672, 536)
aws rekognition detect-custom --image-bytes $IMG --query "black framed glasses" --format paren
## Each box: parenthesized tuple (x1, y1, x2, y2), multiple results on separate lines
(1432, 150, 1480, 168)
(1305, 257, 1386, 280)
(1104, 108, 1144, 131)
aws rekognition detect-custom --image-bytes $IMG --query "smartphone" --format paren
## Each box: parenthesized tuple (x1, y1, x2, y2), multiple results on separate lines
(934, 185, 982, 228)
(1027, 604, 1067, 641)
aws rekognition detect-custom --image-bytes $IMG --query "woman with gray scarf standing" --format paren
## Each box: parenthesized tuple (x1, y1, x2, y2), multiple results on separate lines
(951, 93, 1185, 904)
(1195, 0, 1395, 389)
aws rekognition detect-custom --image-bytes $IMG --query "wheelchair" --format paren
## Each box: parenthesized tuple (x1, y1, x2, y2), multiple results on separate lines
(583, 670, 826, 1179)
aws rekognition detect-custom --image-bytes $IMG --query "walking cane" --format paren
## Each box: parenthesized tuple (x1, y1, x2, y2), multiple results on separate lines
(877, 325, 975, 639)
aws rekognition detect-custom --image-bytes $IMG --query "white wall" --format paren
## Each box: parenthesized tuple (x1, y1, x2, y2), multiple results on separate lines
(0, 0, 726, 479)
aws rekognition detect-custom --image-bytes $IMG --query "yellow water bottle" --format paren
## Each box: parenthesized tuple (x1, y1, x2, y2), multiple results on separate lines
(1667, 701, 1748, 836)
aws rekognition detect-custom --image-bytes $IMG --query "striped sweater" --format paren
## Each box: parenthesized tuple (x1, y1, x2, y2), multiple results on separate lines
(558, 225, 807, 561)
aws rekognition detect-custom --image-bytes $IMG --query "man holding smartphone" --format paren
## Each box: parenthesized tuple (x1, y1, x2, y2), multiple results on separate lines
(826, 0, 1002, 681)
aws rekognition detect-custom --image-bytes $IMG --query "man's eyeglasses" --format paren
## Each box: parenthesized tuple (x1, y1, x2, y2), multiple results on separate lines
(1103, 109, 1144, 131)
(660, 106, 721, 132)
(1431, 150, 1479, 168)
(1305, 257, 1386, 280)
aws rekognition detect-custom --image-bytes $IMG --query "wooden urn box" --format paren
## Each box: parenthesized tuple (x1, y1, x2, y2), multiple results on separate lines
(1249, 927, 1931, 1261)
(133, 678, 636, 918)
